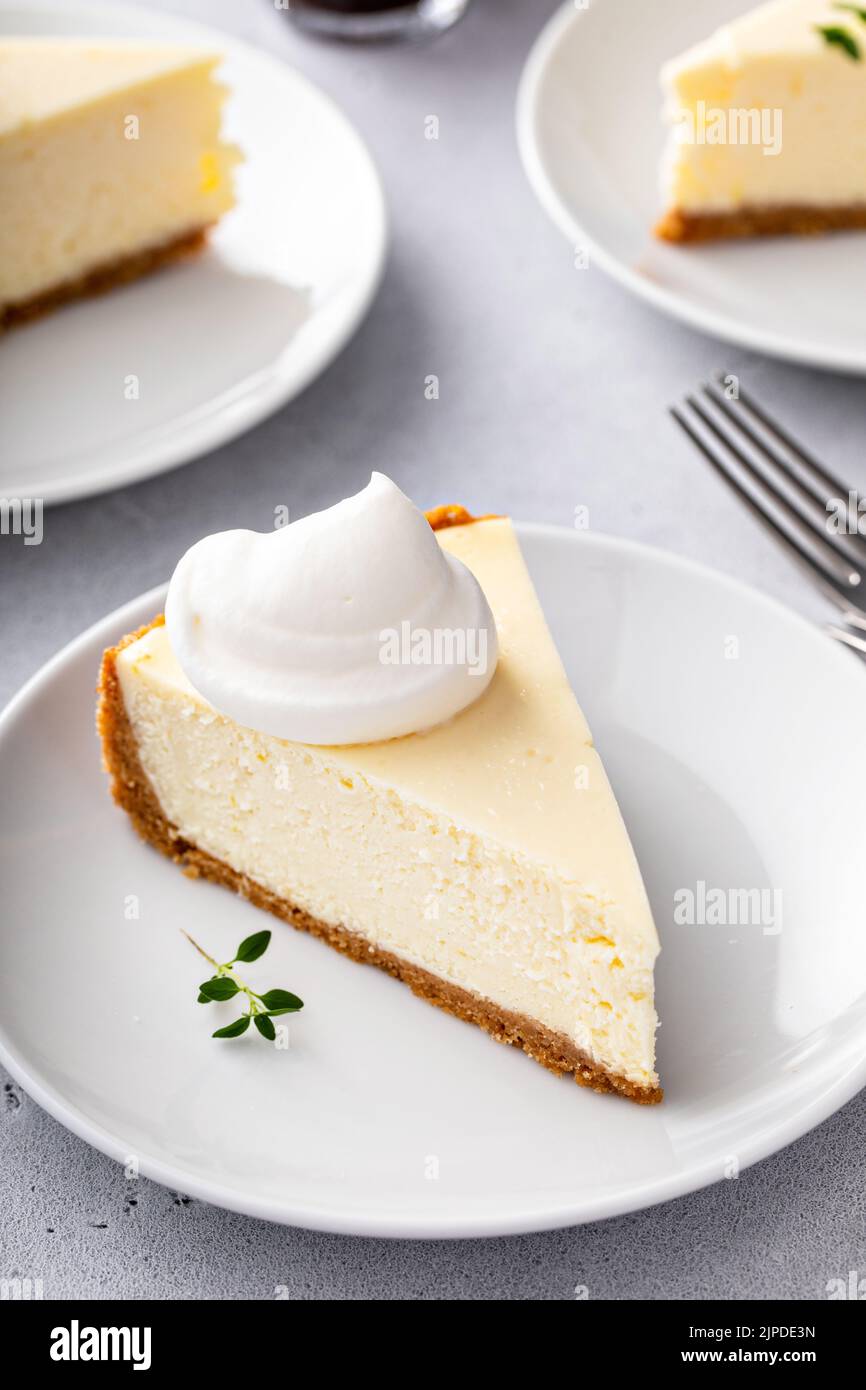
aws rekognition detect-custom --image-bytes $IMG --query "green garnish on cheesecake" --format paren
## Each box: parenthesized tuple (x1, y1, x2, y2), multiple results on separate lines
(816, 23, 861, 57)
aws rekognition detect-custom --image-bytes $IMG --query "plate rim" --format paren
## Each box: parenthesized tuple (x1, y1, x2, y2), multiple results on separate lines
(515, 0, 866, 377)
(0, 0, 389, 505)
(1, 525, 865, 1238)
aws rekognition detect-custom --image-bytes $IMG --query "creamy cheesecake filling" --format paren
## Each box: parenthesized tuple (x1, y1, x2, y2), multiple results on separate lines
(659, 0, 866, 220)
(117, 632, 658, 1089)
(105, 515, 660, 1095)
(0, 41, 239, 313)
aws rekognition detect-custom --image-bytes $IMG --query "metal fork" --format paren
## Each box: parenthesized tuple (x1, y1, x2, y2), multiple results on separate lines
(670, 374, 866, 656)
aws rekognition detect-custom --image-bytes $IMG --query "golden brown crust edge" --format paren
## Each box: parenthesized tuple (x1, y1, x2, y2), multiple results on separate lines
(426, 503, 501, 531)
(1, 227, 210, 331)
(96, 524, 662, 1107)
(655, 203, 866, 244)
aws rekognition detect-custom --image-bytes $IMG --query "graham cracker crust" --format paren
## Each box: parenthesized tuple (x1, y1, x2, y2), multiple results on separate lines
(1, 227, 210, 331)
(96, 511, 662, 1106)
(655, 202, 866, 244)
(426, 504, 500, 531)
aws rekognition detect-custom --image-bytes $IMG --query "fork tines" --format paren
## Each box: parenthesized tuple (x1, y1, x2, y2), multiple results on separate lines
(670, 374, 866, 629)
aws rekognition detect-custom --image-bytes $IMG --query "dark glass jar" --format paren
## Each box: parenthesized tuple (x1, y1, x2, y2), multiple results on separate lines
(279, 0, 471, 44)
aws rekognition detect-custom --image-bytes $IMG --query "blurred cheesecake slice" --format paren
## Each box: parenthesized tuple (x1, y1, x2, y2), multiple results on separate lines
(0, 38, 240, 328)
(656, 0, 866, 242)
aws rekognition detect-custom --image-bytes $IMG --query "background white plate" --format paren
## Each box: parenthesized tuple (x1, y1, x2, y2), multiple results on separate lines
(1, 526, 865, 1237)
(0, 0, 387, 504)
(517, 0, 866, 374)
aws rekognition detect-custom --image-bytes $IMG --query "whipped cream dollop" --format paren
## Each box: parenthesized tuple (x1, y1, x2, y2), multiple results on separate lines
(165, 473, 498, 745)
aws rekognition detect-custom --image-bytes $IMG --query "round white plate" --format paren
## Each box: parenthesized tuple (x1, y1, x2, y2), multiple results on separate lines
(517, 0, 866, 374)
(1, 526, 865, 1237)
(0, 1, 387, 504)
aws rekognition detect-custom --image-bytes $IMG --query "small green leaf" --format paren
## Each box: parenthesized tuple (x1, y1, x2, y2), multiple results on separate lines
(836, 3, 866, 24)
(184, 930, 302, 1047)
(258, 989, 303, 1012)
(233, 930, 271, 964)
(816, 24, 861, 58)
(212, 1015, 251, 1039)
(199, 976, 240, 1001)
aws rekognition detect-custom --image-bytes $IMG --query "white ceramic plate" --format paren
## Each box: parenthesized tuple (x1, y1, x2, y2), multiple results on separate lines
(0, 0, 387, 504)
(517, 0, 866, 374)
(2, 526, 865, 1237)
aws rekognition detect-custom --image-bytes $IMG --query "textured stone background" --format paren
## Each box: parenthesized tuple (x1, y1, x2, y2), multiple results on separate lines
(1, 0, 864, 1299)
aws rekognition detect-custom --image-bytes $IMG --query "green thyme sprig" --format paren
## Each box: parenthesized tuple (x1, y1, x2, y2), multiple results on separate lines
(817, 23, 861, 57)
(182, 928, 303, 1040)
(815, 5, 866, 60)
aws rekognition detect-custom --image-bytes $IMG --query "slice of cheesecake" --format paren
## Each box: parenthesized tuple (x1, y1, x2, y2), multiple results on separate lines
(0, 38, 240, 328)
(656, 0, 866, 242)
(98, 508, 661, 1102)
